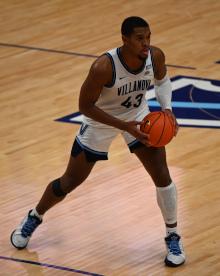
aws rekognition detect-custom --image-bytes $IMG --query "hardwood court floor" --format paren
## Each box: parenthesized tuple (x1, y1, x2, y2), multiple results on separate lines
(1, 1, 220, 275)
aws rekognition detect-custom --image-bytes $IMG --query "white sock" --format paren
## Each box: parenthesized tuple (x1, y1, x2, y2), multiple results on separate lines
(30, 208, 43, 220)
(156, 182, 177, 226)
(166, 226, 177, 236)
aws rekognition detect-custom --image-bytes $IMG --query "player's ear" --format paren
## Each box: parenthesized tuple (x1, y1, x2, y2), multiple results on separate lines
(122, 35, 129, 45)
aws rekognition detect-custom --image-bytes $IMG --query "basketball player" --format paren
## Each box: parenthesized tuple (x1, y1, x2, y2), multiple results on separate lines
(11, 16, 185, 267)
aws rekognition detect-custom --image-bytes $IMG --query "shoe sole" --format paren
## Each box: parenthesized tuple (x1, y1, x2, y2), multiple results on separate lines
(165, 257, 185, 267)
(10, 230, 28, 250)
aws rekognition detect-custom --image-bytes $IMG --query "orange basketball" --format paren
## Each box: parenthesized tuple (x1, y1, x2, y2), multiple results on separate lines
(140, 111, 175, 147)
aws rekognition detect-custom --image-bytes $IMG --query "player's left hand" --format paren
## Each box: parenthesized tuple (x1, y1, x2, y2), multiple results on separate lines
(164, 109, 179, 136)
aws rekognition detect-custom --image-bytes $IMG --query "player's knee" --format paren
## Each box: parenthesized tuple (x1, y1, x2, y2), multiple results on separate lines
(51, 177, 80, 197)
(51, 178, 67, 197)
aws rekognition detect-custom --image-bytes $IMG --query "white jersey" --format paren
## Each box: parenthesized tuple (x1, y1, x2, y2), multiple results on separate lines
(83, 47, 155, 128)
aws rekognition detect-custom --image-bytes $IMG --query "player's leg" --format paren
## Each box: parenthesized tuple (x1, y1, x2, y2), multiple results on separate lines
(10, 149, 96, 249)
(10, 125, 117, 249)
(133, 143, 185, 266)
(36, 150, 96, 215)
(128, 140, 185, 267)
(132, 144, 177, 227)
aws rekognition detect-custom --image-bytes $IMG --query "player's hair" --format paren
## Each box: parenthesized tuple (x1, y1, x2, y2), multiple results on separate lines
(121, 16, 149, 36)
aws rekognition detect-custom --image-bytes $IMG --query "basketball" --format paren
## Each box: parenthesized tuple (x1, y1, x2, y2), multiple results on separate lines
(140, 111, 175, 147)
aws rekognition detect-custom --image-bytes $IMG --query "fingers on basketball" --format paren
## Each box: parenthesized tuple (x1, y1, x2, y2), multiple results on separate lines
(140, 111, 176, 147)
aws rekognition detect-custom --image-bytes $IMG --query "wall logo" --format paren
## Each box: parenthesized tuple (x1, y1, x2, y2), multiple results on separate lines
(56, 75, 220, 129)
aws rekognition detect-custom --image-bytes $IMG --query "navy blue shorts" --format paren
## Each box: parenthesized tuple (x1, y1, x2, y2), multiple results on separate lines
(71, 136, 143, 162)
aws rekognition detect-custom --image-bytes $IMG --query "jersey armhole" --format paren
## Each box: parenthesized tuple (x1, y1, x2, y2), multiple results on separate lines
(149, 47, 156, 77)
(104, 53, 116, 88)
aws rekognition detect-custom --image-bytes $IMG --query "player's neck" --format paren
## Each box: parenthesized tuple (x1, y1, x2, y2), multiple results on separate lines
(119, 46, 146, 71)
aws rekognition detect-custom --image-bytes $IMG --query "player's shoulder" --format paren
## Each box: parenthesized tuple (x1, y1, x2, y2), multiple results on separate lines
(150, 46, 167, 78)
(150, 45, 165, 64)
(90, 54, 112, 75)
(88, 53, 112, 85)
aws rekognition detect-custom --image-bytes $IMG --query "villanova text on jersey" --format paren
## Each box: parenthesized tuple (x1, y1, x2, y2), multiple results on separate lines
(81, 47, 155, 127)
(118, 79, 151, 96)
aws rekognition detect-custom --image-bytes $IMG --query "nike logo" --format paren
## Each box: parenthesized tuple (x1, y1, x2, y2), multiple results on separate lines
(119, 76, 126, 80)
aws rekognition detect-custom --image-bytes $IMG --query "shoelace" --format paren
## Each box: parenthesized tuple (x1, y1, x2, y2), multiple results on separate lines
(21, 216, 41, 237)
(167, 239, 181, 255)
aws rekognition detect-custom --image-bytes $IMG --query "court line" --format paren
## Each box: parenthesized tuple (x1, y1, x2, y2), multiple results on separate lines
(148, 100, 220, 109)
(0, 256, 105, 276)
(0, 42, 196, 70)
(0, 42, 98, 58)
(166, 63, 196, 70)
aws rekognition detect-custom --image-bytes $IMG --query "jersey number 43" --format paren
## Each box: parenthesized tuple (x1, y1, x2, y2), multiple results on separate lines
(121, 93, 144, 108)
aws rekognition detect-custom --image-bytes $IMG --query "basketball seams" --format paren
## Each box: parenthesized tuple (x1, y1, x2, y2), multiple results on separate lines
(147, 112, 162, 134)
(154, 112, 166, 146)
(167, 114, 176, 136)
(141, 111, 175, 147)
(141, 112, 161, 133)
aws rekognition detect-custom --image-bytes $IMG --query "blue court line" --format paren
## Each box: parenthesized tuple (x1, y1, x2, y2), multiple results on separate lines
(0, 256, 105, 276)
(166, 64, 196, 70)
(148, 100, 220, 109)
(0, 42, 196, 70)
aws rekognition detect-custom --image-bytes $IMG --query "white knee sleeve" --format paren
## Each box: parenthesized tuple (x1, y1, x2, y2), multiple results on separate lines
(156, 182, 177, 225)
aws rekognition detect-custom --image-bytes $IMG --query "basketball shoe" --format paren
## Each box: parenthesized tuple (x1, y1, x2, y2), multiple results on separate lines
(10, 210, 42, 249)
(164, 233, 185, 267)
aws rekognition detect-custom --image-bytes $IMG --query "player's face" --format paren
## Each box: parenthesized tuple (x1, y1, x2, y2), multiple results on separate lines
(123, 27, 151, 60)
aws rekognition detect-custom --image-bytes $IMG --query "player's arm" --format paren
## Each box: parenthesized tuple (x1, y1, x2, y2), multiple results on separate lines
(79, 55, 149, 144)
(151, 46, 179, 135)
(79, 54, 127, 130)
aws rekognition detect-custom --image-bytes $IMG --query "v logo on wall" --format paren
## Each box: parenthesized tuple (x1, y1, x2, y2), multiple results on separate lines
(56, 75, 220, 129)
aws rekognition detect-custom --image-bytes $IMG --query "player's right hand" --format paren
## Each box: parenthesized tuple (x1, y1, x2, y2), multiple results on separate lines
(124, 121, 150, 146)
